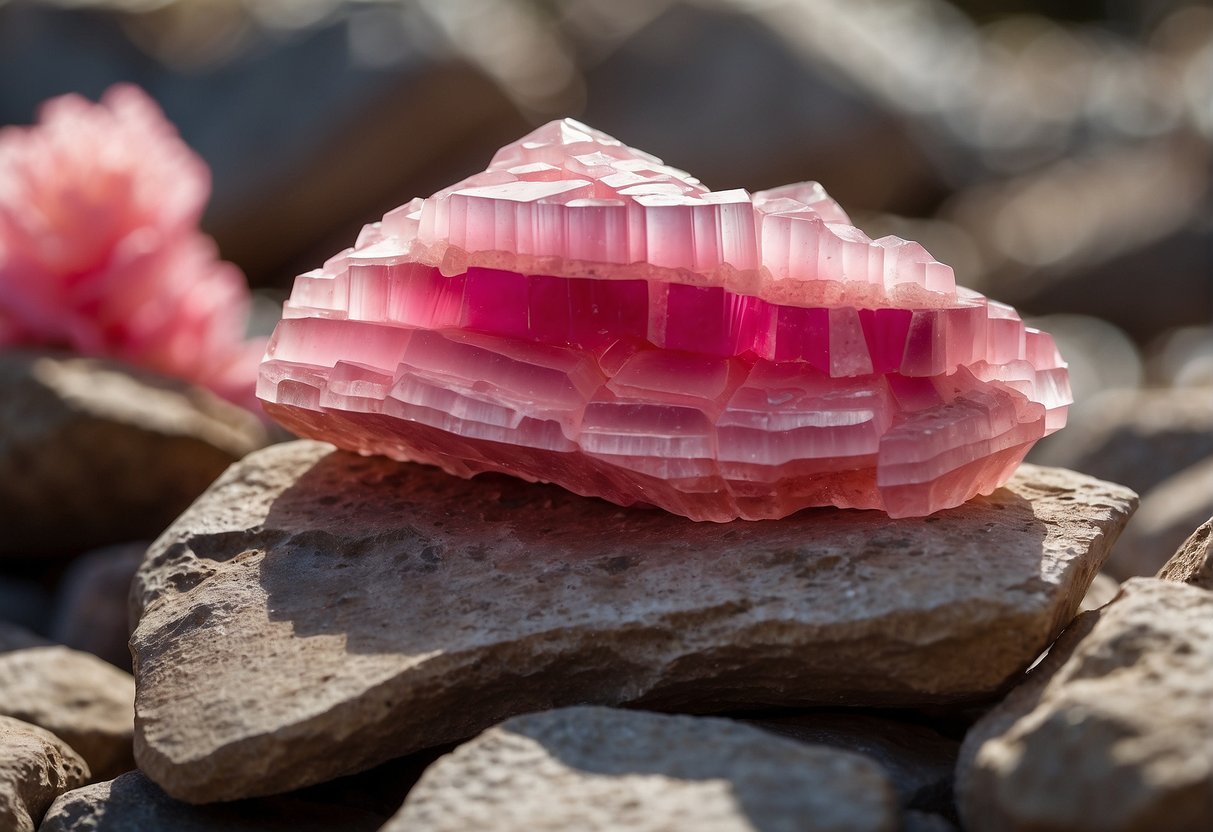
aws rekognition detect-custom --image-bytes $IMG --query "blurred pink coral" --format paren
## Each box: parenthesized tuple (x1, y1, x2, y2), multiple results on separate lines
(0, 84, 265, 407)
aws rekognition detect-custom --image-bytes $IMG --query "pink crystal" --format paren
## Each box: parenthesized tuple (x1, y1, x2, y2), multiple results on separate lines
(259, 119, 1070, 520)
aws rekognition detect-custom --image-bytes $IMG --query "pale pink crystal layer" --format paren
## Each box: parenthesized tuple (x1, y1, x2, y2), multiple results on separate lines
(259, 120, 1071, 520)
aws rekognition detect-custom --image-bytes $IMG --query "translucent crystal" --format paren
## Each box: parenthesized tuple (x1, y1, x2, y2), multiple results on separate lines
(259, 120, 1071, 520)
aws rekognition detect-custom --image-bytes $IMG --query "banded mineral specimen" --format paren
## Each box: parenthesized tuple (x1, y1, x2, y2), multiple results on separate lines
(258, 120, 1070, 520)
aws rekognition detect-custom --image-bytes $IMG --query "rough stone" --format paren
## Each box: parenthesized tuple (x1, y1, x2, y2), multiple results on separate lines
(0, 624, 135, 780)
(130, 440, 1134, 802)
(51, 543, 146, 670)
(0, 350, 266, 557)
(38, 771, 385, 832)
(1029, 387, 1213, 496)
(1108, 455, 1213, 579)
(384, 706, 898, 832)
(0, 715, 89, 832)
(957, 578, 1213, 832)
(1157, 516, 1213, 591)
(748, 713, 958, 816)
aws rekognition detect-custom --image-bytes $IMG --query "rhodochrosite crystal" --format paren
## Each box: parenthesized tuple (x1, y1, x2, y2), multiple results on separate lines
(259, 120, 1070, 519)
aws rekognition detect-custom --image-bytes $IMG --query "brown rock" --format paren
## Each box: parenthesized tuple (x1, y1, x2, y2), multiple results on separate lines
(1029, 387, 1213, 496)
(385, 706, 898, 832)
(956, 578, 1213, 832)
(38, 770, 384, 832)
(131, 441, 1135, 802)
(1108, 455, 1213, 579)
(748, 713, 958, 816)
(0, 624, 135, 780)
(0, 350, 266, 557)
(0, 716, 89, 832)
(1157, 516, 1213, 591)
(51, 543, 146, 671)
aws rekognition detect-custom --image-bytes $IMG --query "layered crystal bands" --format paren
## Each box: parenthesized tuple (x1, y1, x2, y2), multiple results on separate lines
(258, 119, 1070, 519)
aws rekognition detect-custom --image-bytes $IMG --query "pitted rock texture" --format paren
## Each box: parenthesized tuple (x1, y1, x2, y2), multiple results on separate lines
(131, 440, 1135, 802)
(1158, 515, 1212, 590)
(39, 771, 385, 832)
(957, 578, 1213, 832)
(0, 350, 265, 557)
(0, 716, 89, 832)
(0, 624, 135, 780)
(384, 706, 898, 832)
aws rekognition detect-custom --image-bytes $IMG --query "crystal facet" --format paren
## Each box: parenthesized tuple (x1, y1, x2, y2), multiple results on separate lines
(259, 119, 1070, 520)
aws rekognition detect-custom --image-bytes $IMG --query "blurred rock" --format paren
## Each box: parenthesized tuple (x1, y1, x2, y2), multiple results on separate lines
(748, 713, 958, 817)
(50, 543, 146, 671)
(385, 706, 898, 832)
(1029, 387, 1213, 495)
(1077, 572, 1120, 612)
(1146, 325, 1213, 388)
(0, 577, 52, 634)
(0, 350, 266, 558)
(903, 811, 959, 832)
(0, 624, 135, 781)
(129, 442, 1133, 802)
(1108, 455, 1213, 579)
(1158, 516, 1213, 591)
(39, 771, 385, 832)
(1023, 315, 1142, 406)
(0, 715, 90, 832)
(957, 579, 1213, 832)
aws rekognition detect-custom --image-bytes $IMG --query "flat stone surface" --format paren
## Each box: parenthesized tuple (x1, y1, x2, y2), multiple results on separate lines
(0, 715, 89, 832)
(131, 440, 1135, 802)
(1158, 516, 1213, 590)
(39, 771, 384, 832)
(957, 578, 1213, 832)
(385, 706, 898, 832)
(0, 624, 135, 780)
(749, 713, 959, 816)
(0, 350, 266, 557)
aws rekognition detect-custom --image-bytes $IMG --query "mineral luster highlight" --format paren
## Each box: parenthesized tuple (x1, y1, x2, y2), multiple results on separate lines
(258, 119, 1070, 520)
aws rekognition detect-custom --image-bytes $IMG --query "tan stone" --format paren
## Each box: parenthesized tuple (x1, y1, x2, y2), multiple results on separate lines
(0, 625, 135, 780)
(0, 350, 266, 557)
(1157, 515, 1213, 591)
(957, 579, 1213, 832)
(385, 707, 898, 832)
(131, 441, 1135, 802)
(38, 771, 384, 832)
(1077, 572, 1120, 611)
(0, 716, 89, 832)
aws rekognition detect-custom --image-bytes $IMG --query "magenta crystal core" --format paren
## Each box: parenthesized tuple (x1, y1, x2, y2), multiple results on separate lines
(258, 119, 1070, 520)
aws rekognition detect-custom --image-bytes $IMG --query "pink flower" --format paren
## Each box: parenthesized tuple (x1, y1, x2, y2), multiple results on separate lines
(0, 84, 265, 408)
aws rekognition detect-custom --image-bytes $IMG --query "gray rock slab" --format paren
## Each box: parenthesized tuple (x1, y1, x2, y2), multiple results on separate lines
(957, 578, 1213, 832)
(1158, 515, 1213, 591)
(0, 715, 89, 832)
(38, 770, 384, 832)
(0, 350, 266, 557)
(384, 706, 898, 832)
(0, 625, 135, 781)
(131, 440, 1136, 802)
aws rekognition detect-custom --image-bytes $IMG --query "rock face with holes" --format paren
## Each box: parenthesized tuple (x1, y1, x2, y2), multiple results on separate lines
(957, 579, 1213, 832)
(385, 706, 898, 832)
(0, 716, 90, 832)
(130, 440, 1135, 802)
(1158, 516, 1212, 590)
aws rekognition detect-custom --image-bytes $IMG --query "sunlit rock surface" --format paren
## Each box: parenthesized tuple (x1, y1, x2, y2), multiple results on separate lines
(259, 120, 1070, 519)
